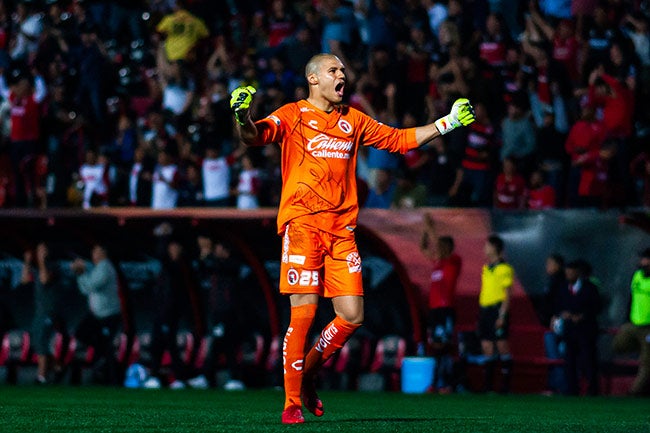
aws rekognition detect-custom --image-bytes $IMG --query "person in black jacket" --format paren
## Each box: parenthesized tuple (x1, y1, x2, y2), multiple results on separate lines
(143, 225, 197, 389)
(542, 253, 567, 394)
(543, 253, 566, 327)
(187, 235, 244, 390)
(552, 259, 602, 395)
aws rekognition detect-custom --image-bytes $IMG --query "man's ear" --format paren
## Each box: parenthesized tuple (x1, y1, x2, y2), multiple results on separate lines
(307, 73, 318, 85)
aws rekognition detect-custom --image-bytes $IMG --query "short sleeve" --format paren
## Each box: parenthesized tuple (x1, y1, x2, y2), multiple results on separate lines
(498, 265, 514, 289)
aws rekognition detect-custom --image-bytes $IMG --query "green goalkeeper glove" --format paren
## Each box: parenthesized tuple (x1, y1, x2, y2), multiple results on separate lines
(230, 85, 257, 125)
(434, 98, 476, 135)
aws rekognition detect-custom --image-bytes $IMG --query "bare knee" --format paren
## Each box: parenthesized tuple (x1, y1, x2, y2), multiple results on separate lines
(332, 295, 364, 324)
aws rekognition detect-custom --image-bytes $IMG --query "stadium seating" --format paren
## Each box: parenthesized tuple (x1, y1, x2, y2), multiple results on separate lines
(0, 330, 68, 384)
(65, 332, 134, 385)
(0, 330, 32, 384)
(597, 329, 641, 396)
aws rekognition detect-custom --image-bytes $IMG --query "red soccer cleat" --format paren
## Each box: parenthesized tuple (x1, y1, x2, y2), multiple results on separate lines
(281, 405, 305, 424)
(302, 379, 324, 417)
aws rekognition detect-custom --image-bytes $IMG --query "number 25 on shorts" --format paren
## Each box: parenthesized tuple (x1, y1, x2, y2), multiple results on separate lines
(287, 269, 319, 286)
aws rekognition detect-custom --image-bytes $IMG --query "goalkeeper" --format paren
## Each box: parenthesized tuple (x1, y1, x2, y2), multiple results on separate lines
(230, 53, 475, 424)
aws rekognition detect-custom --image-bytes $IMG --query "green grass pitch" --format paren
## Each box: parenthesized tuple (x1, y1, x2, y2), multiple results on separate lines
(1, 386, 648, 433)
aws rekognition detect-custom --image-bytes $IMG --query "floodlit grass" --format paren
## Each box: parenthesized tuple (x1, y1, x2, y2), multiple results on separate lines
(1, 386, 648, 433)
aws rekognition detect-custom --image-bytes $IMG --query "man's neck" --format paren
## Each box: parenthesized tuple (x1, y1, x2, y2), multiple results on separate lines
(306, 96, 335, 113)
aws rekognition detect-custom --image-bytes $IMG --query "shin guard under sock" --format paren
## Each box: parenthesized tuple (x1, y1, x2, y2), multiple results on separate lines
(283, 304, 317, 409)
(303, 316, 361, 379)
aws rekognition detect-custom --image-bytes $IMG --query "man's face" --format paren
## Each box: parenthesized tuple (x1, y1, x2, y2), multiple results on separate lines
(565, 267, 579, 283)
(546, 257, 560, 276)
(92, 245, 105, 264)
(168, 242, 182, 261)
(484, 241, 496, 259)
(15, 78, 30, 98)
(197, 236, 212, 251)
(311, 56, 346, 103)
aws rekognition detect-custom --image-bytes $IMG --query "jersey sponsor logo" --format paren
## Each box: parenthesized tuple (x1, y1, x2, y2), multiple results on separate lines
(11, 106, 27, 116)
(306, 133, 353, 160)
(338, 119, 352, 134)
(267, 115, 281, 126)
(346, 252, 362, 273)
(287, 268, 299, 285)
(288, 254, 306, 265)
(308, 120, 318, 128)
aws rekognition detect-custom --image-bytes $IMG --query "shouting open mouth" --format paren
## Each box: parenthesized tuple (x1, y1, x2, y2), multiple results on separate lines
(335, 80, 345, 97)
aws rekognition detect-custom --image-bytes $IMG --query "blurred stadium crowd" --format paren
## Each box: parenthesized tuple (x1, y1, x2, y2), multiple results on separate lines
(0, 0, 649, 211)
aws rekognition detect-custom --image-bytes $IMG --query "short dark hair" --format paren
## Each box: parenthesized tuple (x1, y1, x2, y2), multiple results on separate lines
(566, 259, 591, 276)
(438, 236, 455, 252)
(487, 235, 504, 254)
(640, 248, 650, 259)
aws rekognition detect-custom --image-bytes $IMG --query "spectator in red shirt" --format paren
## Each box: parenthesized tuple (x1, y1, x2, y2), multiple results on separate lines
(565, 105, 607, 207)
(420, 213, 462, 392)
(527, 169, 556, 210)
(267, 0, 296, 49)
(0, 70, 47, 207)
(587, 67, 633, 140)
(494, 157, 527, 210)
(479, 13, 510, 69)
(587, 67, 635, 206)
(528, 8, 580, 84)
(461, 102, 496, 207)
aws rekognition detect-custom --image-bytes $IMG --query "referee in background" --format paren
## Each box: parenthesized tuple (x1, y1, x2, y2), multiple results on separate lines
(477, 235, 514, 393)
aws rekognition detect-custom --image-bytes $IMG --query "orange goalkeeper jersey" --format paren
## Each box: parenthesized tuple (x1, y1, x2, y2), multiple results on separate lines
(250, 99, 419, 236)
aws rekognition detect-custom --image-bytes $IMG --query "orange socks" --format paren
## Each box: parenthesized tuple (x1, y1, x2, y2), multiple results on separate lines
(304, 315, 361, 379)
(283, 304, 317, 409)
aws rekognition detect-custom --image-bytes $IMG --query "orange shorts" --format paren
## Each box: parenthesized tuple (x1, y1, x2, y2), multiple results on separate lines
(279, 221, 363, 298)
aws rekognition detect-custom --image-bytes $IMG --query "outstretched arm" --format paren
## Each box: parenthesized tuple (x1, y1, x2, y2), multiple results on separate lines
(230, 86, 259, 145)
(414, 98, 475, 146)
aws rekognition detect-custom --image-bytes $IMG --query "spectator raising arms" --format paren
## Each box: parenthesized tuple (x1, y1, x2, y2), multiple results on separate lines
(21, 242, 66, 385)
(0, 0, 645, 211)
(420, 213, 462, 393)
(155, 0, 208, 64)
